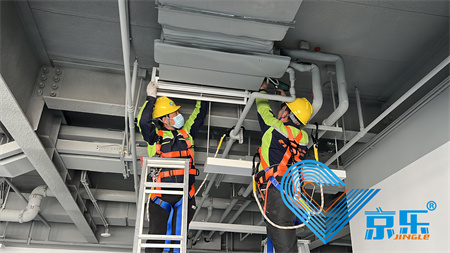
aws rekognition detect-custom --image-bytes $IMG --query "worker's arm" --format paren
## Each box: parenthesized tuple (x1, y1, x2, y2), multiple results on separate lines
(183, 100, 208, 139)
(137, 82, 159, 145)
(256, 81, 285, 135)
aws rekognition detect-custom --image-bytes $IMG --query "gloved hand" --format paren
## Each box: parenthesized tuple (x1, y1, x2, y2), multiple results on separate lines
(146, 81, 157, 98)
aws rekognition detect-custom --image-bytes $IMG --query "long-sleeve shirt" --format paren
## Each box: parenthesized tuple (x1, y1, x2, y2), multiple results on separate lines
(256, 91, 309, 172)
(137, 97, 207, 183)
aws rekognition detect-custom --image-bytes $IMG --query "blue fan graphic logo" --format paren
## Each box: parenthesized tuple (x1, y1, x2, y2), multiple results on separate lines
(281, 160, 380, 244)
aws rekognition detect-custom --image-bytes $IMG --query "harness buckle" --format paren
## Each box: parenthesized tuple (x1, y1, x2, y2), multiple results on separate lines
(149, 167, 161, 182)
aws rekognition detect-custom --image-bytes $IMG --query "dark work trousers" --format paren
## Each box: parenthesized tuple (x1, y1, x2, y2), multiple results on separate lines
(145, 192, 196, 253)
(265, 184, 298, 253)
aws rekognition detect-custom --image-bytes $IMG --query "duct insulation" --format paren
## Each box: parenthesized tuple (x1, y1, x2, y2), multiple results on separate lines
(155, 0, 303, 90)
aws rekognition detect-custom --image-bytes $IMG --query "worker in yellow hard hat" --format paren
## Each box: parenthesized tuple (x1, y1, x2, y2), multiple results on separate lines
(137, 81, 207, 253)
(254, 78, 313, 253)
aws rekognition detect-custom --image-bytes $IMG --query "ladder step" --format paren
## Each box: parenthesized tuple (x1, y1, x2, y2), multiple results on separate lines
(145, 189, 184, 195)
(141, 243, 181, 249)
(145, 182, 185, 188)
(139, 234, 183, 240)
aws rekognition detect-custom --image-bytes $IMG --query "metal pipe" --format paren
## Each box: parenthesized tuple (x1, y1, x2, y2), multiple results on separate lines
(240, 219, 265, 242)
(0, 185, 48, 223)
(281, 49, 349, 140)
(218, 200, 252, 236)
(192, 200, 213, 242)
(118, 0, 139, 202)
(203, 199, 238, 240)
(345, 75, 450, 167)
(206, 102, 212, 156)
(325, 55, 450, 166)
(206, 183, 253, 239)
(289, 62, 323, 120)
(2, 179, 50, 227)
(131, 60, 138, 104)
(355, 85, 365, 131)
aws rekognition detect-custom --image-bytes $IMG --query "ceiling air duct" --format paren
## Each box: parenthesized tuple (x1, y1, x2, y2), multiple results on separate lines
(154, 0, 303, 90)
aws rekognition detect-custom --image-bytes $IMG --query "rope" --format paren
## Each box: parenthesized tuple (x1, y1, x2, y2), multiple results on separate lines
(195, 134, 226, 196)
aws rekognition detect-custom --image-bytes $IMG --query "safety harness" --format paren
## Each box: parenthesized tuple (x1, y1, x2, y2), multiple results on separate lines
(253, 125, 306, 214)
(149, 128, 198, 252)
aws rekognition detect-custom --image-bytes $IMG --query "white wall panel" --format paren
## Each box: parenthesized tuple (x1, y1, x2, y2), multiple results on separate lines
(349, 142, 449, 252)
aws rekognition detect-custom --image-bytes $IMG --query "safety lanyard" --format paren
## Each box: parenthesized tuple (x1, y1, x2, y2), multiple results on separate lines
(310, 122, 319, 161)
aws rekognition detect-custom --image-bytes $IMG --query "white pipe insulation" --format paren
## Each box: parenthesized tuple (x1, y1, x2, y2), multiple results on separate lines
(289, 62, 323, 120)
(0, 185, 48, 223)
(282, 49, 349, 140)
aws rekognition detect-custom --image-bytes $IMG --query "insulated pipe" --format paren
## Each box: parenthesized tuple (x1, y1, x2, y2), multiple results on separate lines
(289, 62, 322, 120)
(355, 86, 365, 131)
(281, 49, 349, 138)
(3, 178, 50, 227)
(222, 67, 297, 158)
(325, 55, 450, 166)
(118, 0, 139, 202)
(0, 185, 48, 223)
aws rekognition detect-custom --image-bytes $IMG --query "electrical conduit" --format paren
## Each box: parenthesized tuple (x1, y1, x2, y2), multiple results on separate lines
(118, 0, 139, 202)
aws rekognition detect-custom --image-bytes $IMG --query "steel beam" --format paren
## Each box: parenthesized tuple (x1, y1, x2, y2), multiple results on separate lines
(189, 221, 266, 234)
(0, 75, 98, 243)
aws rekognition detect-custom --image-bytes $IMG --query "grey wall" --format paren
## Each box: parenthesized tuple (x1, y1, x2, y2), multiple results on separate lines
(345, 86, 449, 189)
(0, 0, 40, 112)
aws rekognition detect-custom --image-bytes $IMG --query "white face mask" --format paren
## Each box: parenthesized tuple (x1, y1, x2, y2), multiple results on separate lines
(168, 113, 184, 129)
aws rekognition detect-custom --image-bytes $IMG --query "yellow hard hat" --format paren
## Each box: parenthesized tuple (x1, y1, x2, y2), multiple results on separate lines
(152, 96, 181, 119)
(286, 98, 313, 125)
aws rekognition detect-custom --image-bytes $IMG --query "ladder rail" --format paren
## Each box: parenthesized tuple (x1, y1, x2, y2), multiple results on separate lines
(133, 157, 191, 253)
(133, 161, 148, 253)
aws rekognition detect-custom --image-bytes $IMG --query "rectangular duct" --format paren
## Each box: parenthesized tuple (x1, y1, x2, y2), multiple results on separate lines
(155, 0, 302, 90)
(154, 40, 291, 89)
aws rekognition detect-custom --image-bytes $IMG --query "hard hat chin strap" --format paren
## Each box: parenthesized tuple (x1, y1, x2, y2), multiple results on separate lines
(289, 112, 300, 126)
(278, 106, 288, 120)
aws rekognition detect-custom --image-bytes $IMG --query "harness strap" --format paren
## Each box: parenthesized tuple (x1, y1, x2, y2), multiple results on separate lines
(159, 169, 198, 179)
(155, 129, 195, 163)
(163, 198, 184, 253)
(277, 126, 303, 176)
(152, 129, 197, 198)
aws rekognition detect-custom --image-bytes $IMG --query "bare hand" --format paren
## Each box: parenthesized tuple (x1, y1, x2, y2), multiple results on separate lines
(275, 88, 286, 96)
(260, 80, 268, 91)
